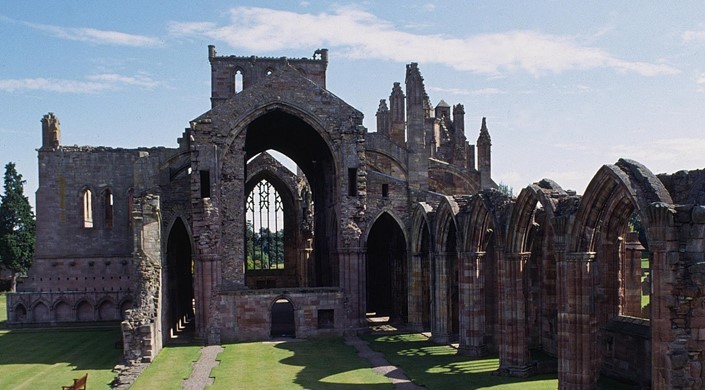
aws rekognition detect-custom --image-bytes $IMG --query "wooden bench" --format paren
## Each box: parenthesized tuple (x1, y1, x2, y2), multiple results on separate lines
(61, 373, 87, 390)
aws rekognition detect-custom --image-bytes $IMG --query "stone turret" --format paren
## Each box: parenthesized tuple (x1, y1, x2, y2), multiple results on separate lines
(389, 82, 405, 145)
(435, 99, 451, 122)
(405, 63, 429, 195)
(41, 112, 61, 150)
(376, 99, 390, 135)
(477, 117, 492, 189)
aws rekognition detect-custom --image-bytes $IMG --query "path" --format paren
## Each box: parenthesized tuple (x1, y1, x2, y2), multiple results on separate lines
(183, 345, 224, 390)
(345, 335, 425, 389)
(181, 335, 423, 389)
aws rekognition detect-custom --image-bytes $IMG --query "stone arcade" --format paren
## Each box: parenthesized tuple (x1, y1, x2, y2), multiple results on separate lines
(7, 46, 705, 388)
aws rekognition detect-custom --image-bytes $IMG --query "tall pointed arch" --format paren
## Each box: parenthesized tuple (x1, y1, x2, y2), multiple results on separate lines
(409, 202, 434, 331)
(431, 197, 461, 343)
(560, 159, 672, 388)
(365, 211, 408, 323)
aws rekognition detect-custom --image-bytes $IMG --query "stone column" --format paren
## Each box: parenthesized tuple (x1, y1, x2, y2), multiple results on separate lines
(459, 251, 486, 355)
(431, 252, 450, 343)
(122, 194, 162, 363)
(646, 202, 676, 390)
(558, 251, 598, 390)
(623, 232, 645, 317)
(499, 252, 531, 376)
(339, 246, 366, 331)
(408, 252, 425, 331)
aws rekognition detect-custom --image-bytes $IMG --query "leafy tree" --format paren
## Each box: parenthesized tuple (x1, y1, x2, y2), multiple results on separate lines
(0, 162, 35, 291)
(498, 182, 514, 197)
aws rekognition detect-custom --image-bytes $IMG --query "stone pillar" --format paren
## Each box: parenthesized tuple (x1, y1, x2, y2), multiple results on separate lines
(408, 252, 425, 331)
(431, 252, 450, 343)
(122, 194, 162, 364)
(193, 197, 223, 344)
(558, 251, 598, 390)
(498, 252, 531, 376)
(459, 251, 486, 355)
(646, 202, 676, 390)
(339, 246, 366, 331)
(623, 232, 645, 317)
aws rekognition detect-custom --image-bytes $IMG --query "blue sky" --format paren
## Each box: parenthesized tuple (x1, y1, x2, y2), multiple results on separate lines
(2, 1, 705, 205)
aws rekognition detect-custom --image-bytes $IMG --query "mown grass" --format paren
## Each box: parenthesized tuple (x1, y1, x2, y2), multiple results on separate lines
(0, 326, 122, 389)
(366, 333, 635, 389)
(131, 344, 202, 389)
(365, 333, 557, 389)
(210, 338, 392, 389)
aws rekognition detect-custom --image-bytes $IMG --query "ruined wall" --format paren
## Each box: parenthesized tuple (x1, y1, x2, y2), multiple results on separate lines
(212, 288, 345, 342)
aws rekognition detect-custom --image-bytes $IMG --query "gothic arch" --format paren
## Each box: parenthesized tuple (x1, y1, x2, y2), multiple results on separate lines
(97, 297, 118, 321)
(245, 154, 303, 288)
(363, 209, 408, 246)
(365, 211, 408, 322)
(505, 180, 564, 359)
(431, 197, 461, 342)
(410, 202, 434, 254)
(458, 192, 507, 355)
(409, 202, 434, 331)
(165, 216, 194, 341)
(570, 159, 672, 254)
(434, 197, 460, 252)
(76, 300, 95, 321)
(506, 180, 563, 254)
(223, 102, 338, 168)
(32, 300, 51, 322)
(561, 159, 672, 387)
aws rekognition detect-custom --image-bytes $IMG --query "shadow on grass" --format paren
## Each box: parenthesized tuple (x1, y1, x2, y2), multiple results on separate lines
(0, 326, 122, 370)
(275, 338, 393, 389)
(365, 333, 558, 389)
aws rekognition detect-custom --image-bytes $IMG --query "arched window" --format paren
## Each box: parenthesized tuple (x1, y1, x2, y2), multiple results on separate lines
(82, 189, 93, 228)
(246, 179, 284, 270)
(104, 189, 113, 228)
(234, 69, 243, 93)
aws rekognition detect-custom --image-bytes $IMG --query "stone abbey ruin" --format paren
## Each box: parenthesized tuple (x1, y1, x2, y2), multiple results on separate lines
(6, 45, 705, 388)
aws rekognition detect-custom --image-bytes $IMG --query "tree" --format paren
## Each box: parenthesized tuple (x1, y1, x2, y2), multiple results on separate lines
(0, 162, 35, 292)
(498, 182, 514, 197)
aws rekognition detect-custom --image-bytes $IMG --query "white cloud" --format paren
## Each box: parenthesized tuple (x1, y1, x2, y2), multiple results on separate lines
(697, 73, 705, 92)
(682, 30, 705, 43)
(20, 19, 161, 47)
(609, 138, 705, 172)
(168, 6, 679, 77)
(86, 73, 159, 88)
(0, 73, 159, 93)
(427, 86, 507, 96)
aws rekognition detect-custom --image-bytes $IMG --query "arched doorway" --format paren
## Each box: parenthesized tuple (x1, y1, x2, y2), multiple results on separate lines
(244, 110, 338, 288)
(271, 298, 295, 338)
(166, 218, 194, 339)
(366, 213, 408, 323)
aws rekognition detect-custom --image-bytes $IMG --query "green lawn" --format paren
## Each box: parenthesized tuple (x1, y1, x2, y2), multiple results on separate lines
(365, 333, 557, 389)
(0, 326, 122, 389)
(210, 338, 392, 389)
(131, 344, 202, 389)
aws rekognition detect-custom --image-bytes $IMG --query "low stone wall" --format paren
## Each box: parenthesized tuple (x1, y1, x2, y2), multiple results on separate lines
(601, 316, 651, 386)
(6, 291, 132, 324)
(214, 287, 346, 342)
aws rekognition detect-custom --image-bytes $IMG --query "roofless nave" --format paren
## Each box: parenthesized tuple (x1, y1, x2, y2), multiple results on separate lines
(7, 46, 705, 389)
